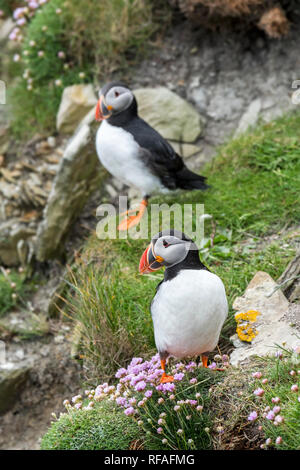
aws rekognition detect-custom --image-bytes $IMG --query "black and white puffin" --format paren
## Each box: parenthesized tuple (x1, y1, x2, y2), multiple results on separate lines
(95, 82, 208, 230)
(139, 230, 228, 383)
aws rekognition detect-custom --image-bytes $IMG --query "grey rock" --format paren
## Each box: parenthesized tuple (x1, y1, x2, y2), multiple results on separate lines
(134, 87, 204, 142)
(234, 98, 262, 137)
(230, 271, 299, 366)
(0, 219, 35, 266)
(56, 84, 98, 135)
(0, 364, 30, 415)
(35, 120, 107, 261)
(170, 141, 202, 159)
(0, 18, 14, 43)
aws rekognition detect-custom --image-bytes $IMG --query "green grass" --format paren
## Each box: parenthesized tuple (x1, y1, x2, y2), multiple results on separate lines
(249, 348, 300, 450)
(0, 269, 27, 318)
(41, 399, 146, 450)
(65, 112, 299, 379)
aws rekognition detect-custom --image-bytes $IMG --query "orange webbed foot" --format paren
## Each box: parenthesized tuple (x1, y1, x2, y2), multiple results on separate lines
(160, 373, 174, 384)
(117, 199, 148, 231)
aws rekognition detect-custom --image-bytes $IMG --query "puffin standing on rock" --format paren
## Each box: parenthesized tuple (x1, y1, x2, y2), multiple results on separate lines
(95, 82, 208, 230)
(139, 230, 228, 383)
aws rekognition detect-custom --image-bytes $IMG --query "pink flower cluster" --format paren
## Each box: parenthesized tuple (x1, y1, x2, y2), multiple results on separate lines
(64, 353, 211, 423)
(9, 1, 49, 42)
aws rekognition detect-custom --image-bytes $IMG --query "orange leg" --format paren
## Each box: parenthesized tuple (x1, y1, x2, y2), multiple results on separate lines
(201, 354, 209, 368)
(160, 359, 174, 384)
(117, 199, 148, 231)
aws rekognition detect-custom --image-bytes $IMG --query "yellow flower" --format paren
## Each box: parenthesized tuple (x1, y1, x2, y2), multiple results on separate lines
(235, 310, 260, 343)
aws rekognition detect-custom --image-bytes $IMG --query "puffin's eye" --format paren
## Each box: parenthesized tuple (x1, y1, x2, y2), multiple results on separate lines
(114, 90, 120, 97)
(163, 240, 170, 248)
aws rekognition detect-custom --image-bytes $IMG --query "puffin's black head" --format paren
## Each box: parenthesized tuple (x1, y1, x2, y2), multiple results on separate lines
(139, 230, 200, 274)
(95, 81, 137, 121)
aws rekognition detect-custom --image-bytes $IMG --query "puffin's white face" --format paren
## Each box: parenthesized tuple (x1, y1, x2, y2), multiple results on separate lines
(95, 85, 134, 121)
(139, 234, 191, 274)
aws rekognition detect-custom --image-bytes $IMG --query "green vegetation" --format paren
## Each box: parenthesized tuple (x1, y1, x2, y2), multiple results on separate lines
(0, 268, 27, 317)
(130, 366, 222, 450)
(66, 112, 299, 379)
(41, 399, 146, 450)
(0, 1, 13, 16)
(249, 348, 300, 450)
(8, 0, 169, 137)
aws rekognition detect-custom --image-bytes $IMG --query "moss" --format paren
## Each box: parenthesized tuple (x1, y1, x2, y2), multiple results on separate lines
(41, 400, 146, 450)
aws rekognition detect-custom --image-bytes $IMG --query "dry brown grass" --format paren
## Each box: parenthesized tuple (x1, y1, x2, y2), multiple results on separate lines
(210, 362, 264, 450)
(170, 0, 291, 37)
(258, 6, 290, 38)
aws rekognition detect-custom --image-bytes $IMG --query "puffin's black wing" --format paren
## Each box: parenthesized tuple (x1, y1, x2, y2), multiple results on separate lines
(123, 117, 209, 191)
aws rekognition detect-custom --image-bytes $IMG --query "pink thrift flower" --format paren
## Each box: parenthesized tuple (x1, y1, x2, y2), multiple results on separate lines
(116, 397, 127, 407)
(135, 380, 146, 392)
(157, 427, 163, 434)
(291, 384, 298, 392)
(174, 372, 184, 381)
(273, 406, 281, 414)
(16, 18, 26, 26)
(248, 411, 258, 421)
(272, 397, 280, 404)
(266, 411, 275, 421)
(276, 436, 283, 445)
(124, 406, 135, 416)
(252, 372, 262, 379)
(144, 390, 152, 398)
(115, 368, 127, 378)
(274, 415, 284, 424)
(254, 388, 264, 397)
(29, 1, 39, 8)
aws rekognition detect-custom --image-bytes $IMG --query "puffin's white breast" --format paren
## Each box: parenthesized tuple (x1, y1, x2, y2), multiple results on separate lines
(96, 121, 166, 195)
(151, 269, 228, 358)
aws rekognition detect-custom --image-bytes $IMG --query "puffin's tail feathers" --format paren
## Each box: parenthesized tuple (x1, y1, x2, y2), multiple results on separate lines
(176, 166, 210, 191)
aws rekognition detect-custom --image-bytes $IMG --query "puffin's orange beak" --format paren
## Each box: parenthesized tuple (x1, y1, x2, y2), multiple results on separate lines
(95, 95, 113, 121)
(139, 243, 164, 275)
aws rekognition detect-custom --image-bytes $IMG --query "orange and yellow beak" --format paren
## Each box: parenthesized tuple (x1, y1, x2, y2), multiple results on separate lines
(139, 243, 164, 274)
(95, 95, 113, 121)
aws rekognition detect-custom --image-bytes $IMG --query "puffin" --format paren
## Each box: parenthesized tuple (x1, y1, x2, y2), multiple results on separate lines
(139, 229, 228, 383)
(95, 82, 208, 230)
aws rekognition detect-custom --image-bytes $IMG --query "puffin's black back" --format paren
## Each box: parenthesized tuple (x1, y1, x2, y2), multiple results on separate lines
(106, 86, 209, 192)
